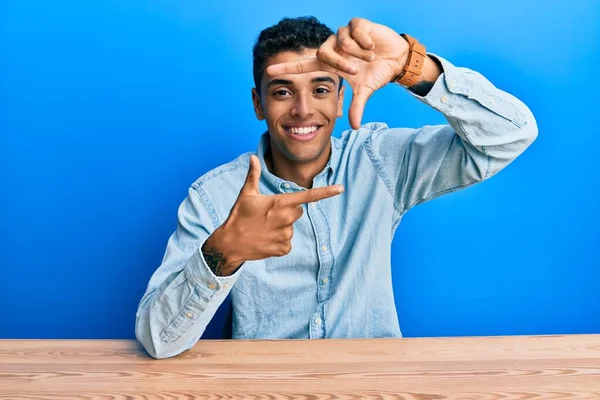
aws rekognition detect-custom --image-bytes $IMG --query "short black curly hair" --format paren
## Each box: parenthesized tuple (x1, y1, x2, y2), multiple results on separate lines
(252, 16, 342, 94)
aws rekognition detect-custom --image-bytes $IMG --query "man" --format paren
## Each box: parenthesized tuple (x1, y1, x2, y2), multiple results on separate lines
(135, 16, 537, 359)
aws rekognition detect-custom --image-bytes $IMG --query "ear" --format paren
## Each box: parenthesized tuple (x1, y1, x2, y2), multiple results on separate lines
(251, 88, 265, 121)
(336, 85, 345, 118)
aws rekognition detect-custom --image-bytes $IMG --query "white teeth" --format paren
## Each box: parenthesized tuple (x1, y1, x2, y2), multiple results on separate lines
(288, 126, 318, 135)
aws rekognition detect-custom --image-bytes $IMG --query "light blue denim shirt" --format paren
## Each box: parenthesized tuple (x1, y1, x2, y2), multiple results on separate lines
(135, 54, 537, 359)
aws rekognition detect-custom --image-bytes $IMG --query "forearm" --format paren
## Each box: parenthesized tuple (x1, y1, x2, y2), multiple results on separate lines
(135, 187, 244, 359)
(369, 54, 538, 213)
(135, 248, 240, 359)
(409, 54, 538, 176)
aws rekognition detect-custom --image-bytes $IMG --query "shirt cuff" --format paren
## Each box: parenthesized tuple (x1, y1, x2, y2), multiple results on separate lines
(404, 53, 457, 112)
(184, 246, 244, 296)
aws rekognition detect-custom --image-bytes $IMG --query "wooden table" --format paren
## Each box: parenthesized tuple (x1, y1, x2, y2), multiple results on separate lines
(1, 335, 599, 399)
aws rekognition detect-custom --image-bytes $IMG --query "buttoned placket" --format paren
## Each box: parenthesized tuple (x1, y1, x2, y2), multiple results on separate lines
(307, 171, 334, 339)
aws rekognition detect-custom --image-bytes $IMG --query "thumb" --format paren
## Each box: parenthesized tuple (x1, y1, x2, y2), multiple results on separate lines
(240, 155, 261, 196)
(349, 86, 374, 130)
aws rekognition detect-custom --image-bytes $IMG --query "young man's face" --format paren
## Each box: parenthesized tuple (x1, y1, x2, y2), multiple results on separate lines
(252, 48, 345, 165)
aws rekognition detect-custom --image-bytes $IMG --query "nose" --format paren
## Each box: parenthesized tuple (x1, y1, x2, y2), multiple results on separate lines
(290, 92, 313, 119)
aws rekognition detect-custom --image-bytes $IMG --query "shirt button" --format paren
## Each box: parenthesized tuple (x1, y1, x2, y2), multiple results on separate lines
(185, 312, 194, 318)
(223, 284, 229, 289)
(321, 245, 328, 252)
(449, 80, 457, 88)
(283, 183, 290, 189)
(207, 283, 217, 290)
(310, 202, 317, 208)
(321, 277, 329, 284)
(314, 317, 322, 325)
(488, 95, 494, 103)
(440, 95, 449, 103)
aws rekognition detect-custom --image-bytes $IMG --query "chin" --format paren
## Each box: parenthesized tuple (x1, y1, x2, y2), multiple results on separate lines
(284, 148, 322, 163)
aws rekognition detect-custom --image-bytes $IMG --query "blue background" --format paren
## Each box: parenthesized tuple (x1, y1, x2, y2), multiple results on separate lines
(1, 0, 599, 339)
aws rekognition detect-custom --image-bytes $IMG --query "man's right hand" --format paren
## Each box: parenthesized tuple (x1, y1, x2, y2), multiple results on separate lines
(201, 155, 344, 276)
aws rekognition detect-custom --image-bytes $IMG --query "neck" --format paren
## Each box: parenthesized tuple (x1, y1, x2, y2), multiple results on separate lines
(265, 140, 331, 189)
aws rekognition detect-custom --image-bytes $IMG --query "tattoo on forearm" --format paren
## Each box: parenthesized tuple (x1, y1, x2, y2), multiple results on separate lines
(202, 246, 226, 276)
(408, 80, 435, 97)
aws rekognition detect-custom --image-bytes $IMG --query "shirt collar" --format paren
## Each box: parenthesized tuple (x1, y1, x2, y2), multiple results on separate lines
(256, 131, 339, 192)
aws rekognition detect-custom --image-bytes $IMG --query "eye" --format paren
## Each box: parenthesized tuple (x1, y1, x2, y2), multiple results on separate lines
(273, 89, 291, 97)
(314, 87, 330, 95)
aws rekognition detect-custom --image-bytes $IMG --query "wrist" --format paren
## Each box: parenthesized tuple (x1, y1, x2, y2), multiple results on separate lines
(407, 56, 443, 96)
(201, 226, 245, 276)
(393, 53, 410, 81)
(419, 55, 443, 85)
(391, 33, 427, 88)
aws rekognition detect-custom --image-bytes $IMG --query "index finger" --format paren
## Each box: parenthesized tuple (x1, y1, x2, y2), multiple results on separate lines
(277, 184, 344, 207)
(265, 55, 360, 77)
(265, 58, 330, 76)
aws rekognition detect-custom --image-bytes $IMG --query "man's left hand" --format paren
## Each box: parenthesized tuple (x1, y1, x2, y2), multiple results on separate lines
(266, 18, 409, 130)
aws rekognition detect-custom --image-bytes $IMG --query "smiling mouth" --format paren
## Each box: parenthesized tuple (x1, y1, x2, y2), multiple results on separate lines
(284, 125, 322, 135)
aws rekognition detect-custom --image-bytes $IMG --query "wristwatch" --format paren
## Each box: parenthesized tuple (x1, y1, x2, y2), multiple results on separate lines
(392, 33, 427, 87)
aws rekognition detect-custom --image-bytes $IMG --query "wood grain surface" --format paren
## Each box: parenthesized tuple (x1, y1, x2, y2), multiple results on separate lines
(1, 335, 599, 399)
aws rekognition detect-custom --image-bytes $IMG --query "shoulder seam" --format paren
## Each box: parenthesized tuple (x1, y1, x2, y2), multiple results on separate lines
(189, 184, 221, 230)
(191, 160, 249, 189)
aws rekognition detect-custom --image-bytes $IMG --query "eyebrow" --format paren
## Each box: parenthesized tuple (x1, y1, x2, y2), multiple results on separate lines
(266, 79, 293, 88)
(266, 76, 337, 88)
(311, 76, 336, 85)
